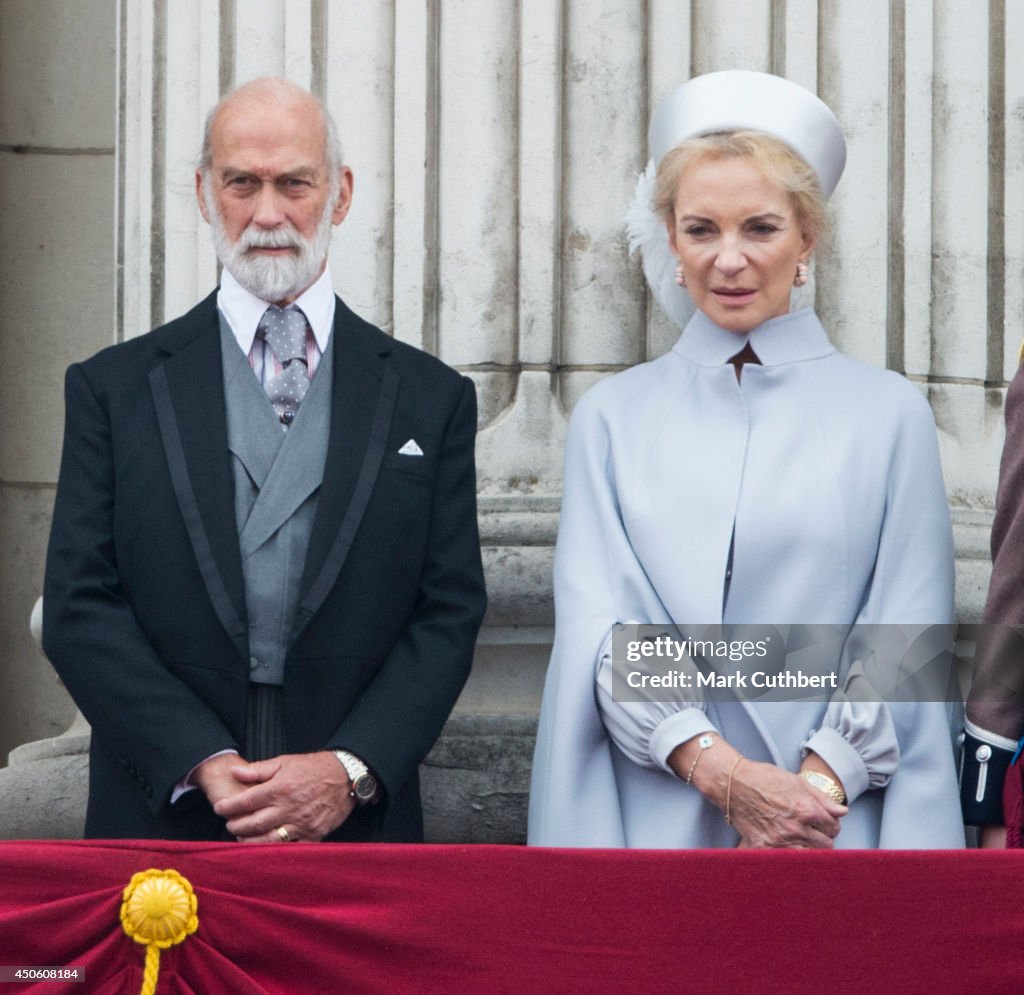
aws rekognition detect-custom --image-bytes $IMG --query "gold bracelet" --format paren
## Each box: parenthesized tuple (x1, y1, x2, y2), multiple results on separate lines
(724, 754, 745, 825)
(684, 734, 716, 785)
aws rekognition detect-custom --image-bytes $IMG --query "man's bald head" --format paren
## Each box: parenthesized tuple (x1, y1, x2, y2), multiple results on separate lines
(198, 77, 343, 175)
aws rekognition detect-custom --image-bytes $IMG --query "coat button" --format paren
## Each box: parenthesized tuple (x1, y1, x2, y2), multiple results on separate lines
(976, 744, 992, 762)
(280, 408, 295, 425)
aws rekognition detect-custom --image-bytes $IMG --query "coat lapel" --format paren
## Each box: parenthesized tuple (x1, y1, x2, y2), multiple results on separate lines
(293, 298, 398, 643)
(149, 292, 249, 662)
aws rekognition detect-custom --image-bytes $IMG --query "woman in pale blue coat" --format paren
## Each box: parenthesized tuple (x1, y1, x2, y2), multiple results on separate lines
(528, 71, 964, 849)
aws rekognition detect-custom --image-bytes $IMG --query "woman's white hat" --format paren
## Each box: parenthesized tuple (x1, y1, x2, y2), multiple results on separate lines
(627, 70, 847, 329)
(649, 70, 846, 198)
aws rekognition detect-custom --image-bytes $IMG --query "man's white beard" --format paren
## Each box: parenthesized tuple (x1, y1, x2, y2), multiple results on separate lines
(204, 181, 336, 302)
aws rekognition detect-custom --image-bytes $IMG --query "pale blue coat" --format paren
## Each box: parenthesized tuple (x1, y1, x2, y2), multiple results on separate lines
(529, 308, 965, 848)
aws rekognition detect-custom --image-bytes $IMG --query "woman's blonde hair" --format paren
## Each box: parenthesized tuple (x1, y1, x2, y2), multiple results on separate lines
(653, 130, 826, 240)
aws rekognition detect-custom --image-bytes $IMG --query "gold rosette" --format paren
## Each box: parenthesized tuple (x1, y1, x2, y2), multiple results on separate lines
(120, 869, 199, 995)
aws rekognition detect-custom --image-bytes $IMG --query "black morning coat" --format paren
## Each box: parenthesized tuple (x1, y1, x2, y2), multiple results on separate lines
(42, 290, 486, 840)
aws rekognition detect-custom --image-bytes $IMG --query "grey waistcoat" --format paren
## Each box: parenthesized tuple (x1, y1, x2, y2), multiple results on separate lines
(219, 312, 333, 685)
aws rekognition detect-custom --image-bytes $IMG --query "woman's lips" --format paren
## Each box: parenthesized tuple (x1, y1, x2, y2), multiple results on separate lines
(713, 288, 757, 305)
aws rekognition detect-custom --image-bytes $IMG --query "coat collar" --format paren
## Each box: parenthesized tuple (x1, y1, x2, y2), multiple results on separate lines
(672, 307, 836, 368)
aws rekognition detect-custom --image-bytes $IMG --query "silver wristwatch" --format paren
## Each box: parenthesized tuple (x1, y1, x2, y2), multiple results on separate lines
(332, 750, 379, 805)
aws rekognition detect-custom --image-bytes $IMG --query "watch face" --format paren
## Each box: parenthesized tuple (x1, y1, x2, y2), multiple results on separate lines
(353, 774, 377, 802)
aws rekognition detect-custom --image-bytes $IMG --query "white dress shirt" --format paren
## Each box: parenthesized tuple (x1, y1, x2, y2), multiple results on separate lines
(217, 264, 335, 377)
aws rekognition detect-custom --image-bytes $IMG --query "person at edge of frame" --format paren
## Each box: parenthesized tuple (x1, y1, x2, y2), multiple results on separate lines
(962, 347, 1024, 848)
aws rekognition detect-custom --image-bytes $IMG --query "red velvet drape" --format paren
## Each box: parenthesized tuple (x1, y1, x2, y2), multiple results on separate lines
(0, 841, 1020, 993)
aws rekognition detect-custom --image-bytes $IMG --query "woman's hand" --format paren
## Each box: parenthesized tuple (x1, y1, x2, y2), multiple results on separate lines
(668, 735, 848, 848)
(727, 759, 847, 848)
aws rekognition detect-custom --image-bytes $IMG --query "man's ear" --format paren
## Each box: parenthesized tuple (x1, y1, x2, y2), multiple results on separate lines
(196, 170, 211, 224)
(332, 166, 355, 226)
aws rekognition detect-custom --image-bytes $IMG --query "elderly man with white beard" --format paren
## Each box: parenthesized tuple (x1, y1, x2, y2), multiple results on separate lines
(42, 78, 486, 843)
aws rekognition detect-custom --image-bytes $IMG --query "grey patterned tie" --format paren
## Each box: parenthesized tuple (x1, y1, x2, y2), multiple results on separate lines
(257, 305, 311, 427)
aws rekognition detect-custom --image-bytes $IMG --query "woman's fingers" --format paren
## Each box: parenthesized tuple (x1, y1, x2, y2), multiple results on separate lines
(730, 761, 845, 848)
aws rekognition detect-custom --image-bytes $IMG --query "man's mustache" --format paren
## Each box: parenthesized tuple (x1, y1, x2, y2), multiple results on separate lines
(237, 226, 304, 251)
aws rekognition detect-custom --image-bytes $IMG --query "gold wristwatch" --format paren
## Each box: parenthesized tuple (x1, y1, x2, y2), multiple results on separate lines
(799, 769, 846, 804)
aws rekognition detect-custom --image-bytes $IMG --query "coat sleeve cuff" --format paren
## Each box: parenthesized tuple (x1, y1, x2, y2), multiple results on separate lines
(650, 710, 719, 775)
(960, 726, 1017, 826)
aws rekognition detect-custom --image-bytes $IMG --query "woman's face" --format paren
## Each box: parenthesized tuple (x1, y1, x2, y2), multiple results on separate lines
(668, 156, 815, 334)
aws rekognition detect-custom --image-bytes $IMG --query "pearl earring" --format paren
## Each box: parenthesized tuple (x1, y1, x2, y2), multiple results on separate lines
(675, 262, 687, 288)
(794, 262, 809, 287)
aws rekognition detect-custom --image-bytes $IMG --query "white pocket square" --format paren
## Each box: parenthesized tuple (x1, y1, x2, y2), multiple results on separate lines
(398, 439, 424, 456)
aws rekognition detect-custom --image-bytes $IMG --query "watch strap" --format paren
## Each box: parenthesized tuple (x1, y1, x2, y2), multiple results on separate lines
(332, 749, 378, 804)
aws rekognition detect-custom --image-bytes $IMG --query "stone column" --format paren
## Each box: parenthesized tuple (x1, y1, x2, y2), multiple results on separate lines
(0, 0, 117, 765)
